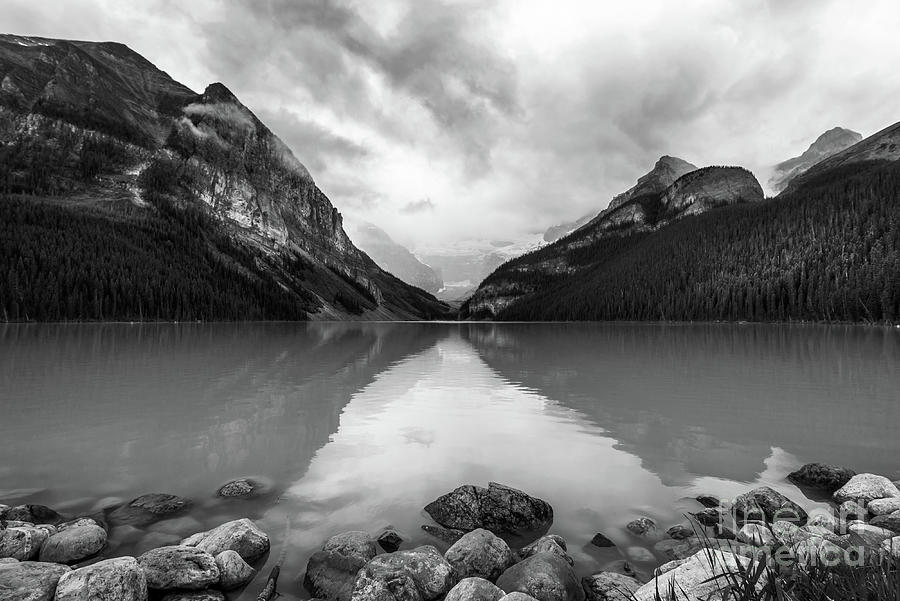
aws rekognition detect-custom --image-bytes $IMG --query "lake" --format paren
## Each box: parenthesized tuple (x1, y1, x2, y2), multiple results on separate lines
(1, 322, 899, 598)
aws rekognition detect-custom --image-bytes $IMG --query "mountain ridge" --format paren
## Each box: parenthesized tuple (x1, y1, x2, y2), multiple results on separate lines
(768, 126, 862, 193)
(0, 33, 449, 321)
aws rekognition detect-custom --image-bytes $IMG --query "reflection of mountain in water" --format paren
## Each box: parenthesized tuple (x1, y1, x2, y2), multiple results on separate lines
(464, 323, 900, 487)
(0, 323, 443, 505)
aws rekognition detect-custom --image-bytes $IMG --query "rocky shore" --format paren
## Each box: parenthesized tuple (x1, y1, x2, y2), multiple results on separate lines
(2, 468, 900, 600)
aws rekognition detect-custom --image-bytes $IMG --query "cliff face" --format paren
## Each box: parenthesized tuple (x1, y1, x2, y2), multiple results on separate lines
(464, 160, 765, 318)
(0, 34, 448, 320)
(768, 127, 862, 193)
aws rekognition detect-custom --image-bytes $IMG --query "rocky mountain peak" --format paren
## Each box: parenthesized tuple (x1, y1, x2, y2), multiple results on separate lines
(768, 126, 862, 193)
(664, 166, 764, 214)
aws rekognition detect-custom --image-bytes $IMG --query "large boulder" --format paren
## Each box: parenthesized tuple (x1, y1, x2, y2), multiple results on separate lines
(108, 493, 192, 527)
(581, 572, 641, 601)
(305, 531, 378, 601)
(137, 545, 219, 590)
(425, 483, 553, 536)
(495, 552, 584, 601)
(733, 487, 807, 524)
(445, 577, 506, 601)
(847, 523, 896, 548)
(351, 545, 456, 601)
(55, 557, 148, 601)
(833, 474, 900, 506)
(0, 525, 49, 560)
(787, 463, 856, 493)
(182, 518, 269, 562)
(0, 561, 70, 601)
(216, 549, 255, 589)
(870, 512, 900, 533)
(445, 528, 514, 581)
(737, 524, 775, 547)
(869, 498, 900, 517)
(3, 505, 64, 525)
(38, 524, 107, 564)
(633, 550, 755, 601)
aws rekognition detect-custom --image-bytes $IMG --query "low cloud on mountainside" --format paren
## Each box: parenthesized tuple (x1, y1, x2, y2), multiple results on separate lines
(6, 0, 900, 248)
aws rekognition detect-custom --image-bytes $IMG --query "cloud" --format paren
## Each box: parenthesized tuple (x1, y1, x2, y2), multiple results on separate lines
(400, 199, 435, 214)
(4, 0, 900, 249)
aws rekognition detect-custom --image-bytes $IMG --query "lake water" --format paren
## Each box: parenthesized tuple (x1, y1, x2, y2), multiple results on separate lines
(1, 322, 899, 598)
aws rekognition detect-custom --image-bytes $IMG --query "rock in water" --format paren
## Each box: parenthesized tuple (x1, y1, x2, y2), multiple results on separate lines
(665, 525, 694, 540)
(216, 549, 255, 589)
(0, 525, 50, 560)
(4, 505, 64, 525)
(590, 533, 615, 548)
(633, 550, 755, 601)
(788, 463, 856, 493)
(38, 524, 107, 564)
(137, 545, 219, 590)
(351, 545, 456, 601)
(54, 557, 148, 601)
(182, 518, 270, 562)
(0, 561, 71, 601)
(377, 529, 404, 553)
(424, 482, 553, 536)
(108, 493, 192, 527)
(626, 518, 657, 538)
(305, 531, 378, 601)
(421, 524, 465, 544)
(695, 495, 720, 509)
(833, 474, 900, 505)
(520, 535, 573, 565)
(161, 592, 226, 601)
(581, 572, 641, 601)
(445, 577, 506, 601)
(445, 528, 514, 581)
(733, 486, 808, 524)
(495, 552, 584, 601)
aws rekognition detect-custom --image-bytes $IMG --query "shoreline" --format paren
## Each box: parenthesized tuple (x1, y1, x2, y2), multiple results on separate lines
(4, 465, 900, 600)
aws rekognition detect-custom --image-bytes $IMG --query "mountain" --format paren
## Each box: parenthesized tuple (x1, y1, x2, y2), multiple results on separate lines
(0, 34, 449, 321)
(346, 222, 443, 294)
(543, 213, 593, 243)
(782, 120, 900, 194)
(417, 236, 543, 302)
(462, 133, 900, 322)
(768, 127, 862, 193)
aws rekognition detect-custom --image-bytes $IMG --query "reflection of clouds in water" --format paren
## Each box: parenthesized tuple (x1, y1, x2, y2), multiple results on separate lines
(274, 334, 680, 582)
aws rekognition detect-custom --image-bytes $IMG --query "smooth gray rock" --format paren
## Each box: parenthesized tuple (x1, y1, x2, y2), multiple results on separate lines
(665, 525, 694, 540)
(733, 486, 807, 524)
(445, 528, 514, 581)
(582, 572, 641, 601)
(0, 561, 70, 601)
(500, 595, 540, 601)
(351, 545, 456, 601)
(520, 535, 573, 566)
(870, 511, 900, 533)
(3, 505, 63, 525)
(737, 523, 775, 547)
(590, 533, 615, 548)
(137, 545, 219, 590)
(788, 463, 856, 493)
(634, 550, 756, 601)
(495, 551, 584, 601)
(847, 523, 896, 548)
(108, 493, 192, 527)
(305, 531, 378, 601)
(445, 577, 505, 601)
(183, 518, 269, 562)
(55, 557, 148, 601)
(38, 524, 106, 564)
(833, 474, 900, 506)
(216, 549, 255, 589)
(869, 498, 900, 517)
(160, 592, 226, 601)
(425, 482, 553, 536)
(0, 525, 49, 560)
(625, 547, 654, 563)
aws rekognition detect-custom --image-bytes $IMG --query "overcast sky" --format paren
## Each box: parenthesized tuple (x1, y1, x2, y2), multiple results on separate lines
(6, 0, 900, 248)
